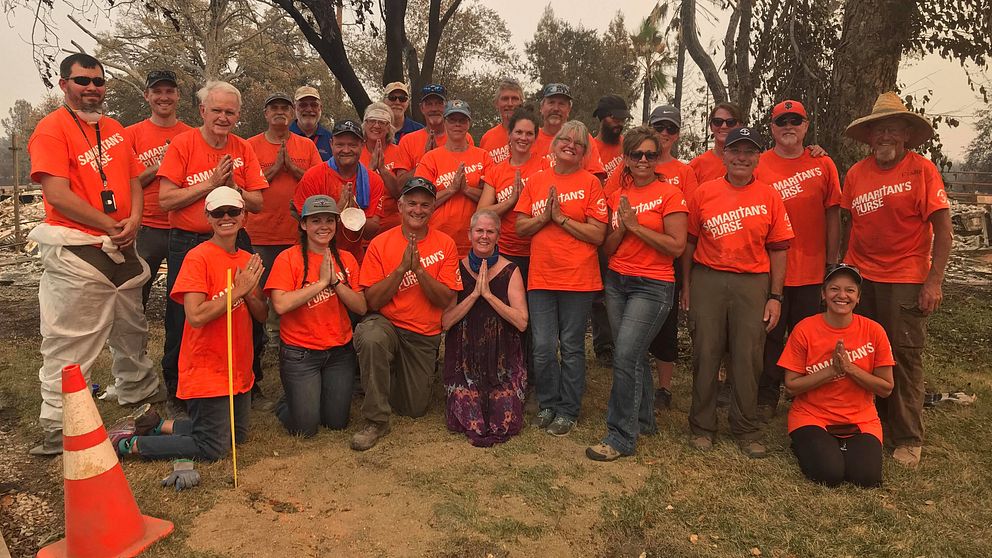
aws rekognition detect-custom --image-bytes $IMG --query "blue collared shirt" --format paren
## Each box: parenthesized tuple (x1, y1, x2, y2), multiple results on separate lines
(290, 120, 333, 161)
(394, 117, 424, 144)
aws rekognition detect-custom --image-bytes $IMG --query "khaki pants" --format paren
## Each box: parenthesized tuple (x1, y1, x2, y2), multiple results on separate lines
(688, 266, 768, 441)
(856, 280, 926, 448)
(354, 314, 440, 425)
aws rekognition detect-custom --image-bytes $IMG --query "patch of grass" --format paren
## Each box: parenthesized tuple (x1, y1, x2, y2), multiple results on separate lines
(477, 517, 544, 541)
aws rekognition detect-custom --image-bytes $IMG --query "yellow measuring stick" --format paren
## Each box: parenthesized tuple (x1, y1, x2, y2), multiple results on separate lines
(226, 268, 239, 488)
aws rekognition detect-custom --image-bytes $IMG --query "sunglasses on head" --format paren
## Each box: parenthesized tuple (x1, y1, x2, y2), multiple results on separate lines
(652, 122, 680, 134)
(628, 150, 659, 161)
(422, 84, 445, 95)
(68, 76, 106, 87)
(774, 114, 805, 127)
(710, 117, 739, 128)
(208, 207, 244, 219)
(387, 94, 409, 103)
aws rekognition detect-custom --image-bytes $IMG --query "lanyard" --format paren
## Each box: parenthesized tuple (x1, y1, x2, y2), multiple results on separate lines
(64, 105, 109, 190)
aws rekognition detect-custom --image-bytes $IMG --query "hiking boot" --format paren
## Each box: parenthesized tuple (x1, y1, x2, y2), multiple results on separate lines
(585, 442, 622, 462)
(251, 385, 275, 412)
(738, 440, 768, 459)
(690, 435, 713, 451)
(654, 387, 672, 410)
(532, 408, 555, 429)
(107, 403, 162, 438)
(350, 422, 390, 451)
(29, 430, 63, 456)
(892, 445, 922, 468)
(757, 404, 776, 423)
(546, 416, 576, 437)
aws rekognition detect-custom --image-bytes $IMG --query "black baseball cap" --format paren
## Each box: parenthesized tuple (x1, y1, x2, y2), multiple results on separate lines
(593, 95, 631, 120)
(145, 70, 177, 89)
(401, 177, 437, 198)
(541, 83, 572, 100)
(332, 119, 364, 140)
(264, 92, 294, 107)
(824, 263, 863, 285)
(649, 105, 682, 127)
(724, 127, 762, 150)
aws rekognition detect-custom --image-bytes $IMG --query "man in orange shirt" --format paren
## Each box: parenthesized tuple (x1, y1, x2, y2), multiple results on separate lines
(397, 83, 450, 171)
(592, 95, 630, 181)
(531, 83, 607, 178)
(841, 92, 952, 468)
(125, 70, 192, 308)
(479, 78, 525, 164)
(351, 177, 462, 451)
(755, 100, 842, 419)
(27, 54, 162, 455)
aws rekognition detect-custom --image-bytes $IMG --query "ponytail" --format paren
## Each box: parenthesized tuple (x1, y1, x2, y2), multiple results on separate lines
(299, 226, 310, 289)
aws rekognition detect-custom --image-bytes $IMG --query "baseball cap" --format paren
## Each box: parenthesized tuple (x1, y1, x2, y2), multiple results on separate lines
(332, 119, 364, 140)
(401, 177, 437, 198)
(264, 92, 293, 107)
(145, 70, 177, 89)
(771, 100, 808, 120)
(541, 83, 572, 100)
(593, 95, 631, 120)
(824, 263, 863, 285)
(420, 83, 447, 102)
(649, 105, 682, 127)
(363, 101, 393, 123)
(443, 99, 472, 119)
(384, 82, 410, 96)
(300, 195, 340, 218)
(724, 127, 763, 150)
(294, 85, 321, 101)
(204, 186, 244, 211)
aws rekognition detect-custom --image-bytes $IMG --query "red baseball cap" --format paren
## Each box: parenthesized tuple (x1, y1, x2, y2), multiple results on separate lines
(771, 100, 807, 119)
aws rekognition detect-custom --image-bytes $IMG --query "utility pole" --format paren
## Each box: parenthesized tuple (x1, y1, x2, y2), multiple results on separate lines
(9, 132, 22, 245)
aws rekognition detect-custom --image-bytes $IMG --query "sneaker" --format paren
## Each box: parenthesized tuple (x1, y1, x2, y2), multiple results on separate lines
(738, 440, 768, 459)
(28, 430, 63, 457)
(350, 422, 390, 451)
(585, 442, 622, 462)
(655, 387, 672, 410)
(532, 408, 555, 429)
(106, 403, 162, 438)
(690, 435, 713, 451)
(546, 416, 576, 437)
(251, 385, 276, 412)
(892, 445, 922, 468)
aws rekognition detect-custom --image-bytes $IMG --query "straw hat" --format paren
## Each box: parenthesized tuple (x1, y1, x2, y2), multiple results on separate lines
(844, 92, 934, 149)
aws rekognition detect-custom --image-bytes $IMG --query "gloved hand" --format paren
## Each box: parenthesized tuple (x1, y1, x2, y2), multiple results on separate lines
(161, 459, 200, 491)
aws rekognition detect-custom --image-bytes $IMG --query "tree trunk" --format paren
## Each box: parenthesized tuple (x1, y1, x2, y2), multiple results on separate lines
(382, 0, 409, 86)
(682, 0, 728, 104)
(642, 59, 652, 123)
(674, 23, 686, 108)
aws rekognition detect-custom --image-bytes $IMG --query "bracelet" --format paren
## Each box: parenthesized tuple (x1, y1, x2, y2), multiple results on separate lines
(330, 279, 341, 288)
(560, 216, 570, 227)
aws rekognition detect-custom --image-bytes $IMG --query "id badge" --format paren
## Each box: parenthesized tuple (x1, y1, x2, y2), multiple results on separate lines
(101, 190, 118, 214)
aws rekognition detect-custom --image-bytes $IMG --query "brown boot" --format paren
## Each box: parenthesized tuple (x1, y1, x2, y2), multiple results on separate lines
(350, 422, 390, 451)
(892, 445, 922, 468)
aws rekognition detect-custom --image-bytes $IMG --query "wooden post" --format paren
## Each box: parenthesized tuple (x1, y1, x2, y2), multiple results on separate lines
(9, 132, 21, 245)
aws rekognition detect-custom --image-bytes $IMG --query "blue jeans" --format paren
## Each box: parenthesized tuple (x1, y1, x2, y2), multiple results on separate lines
(528, 290, 595, 421)
(276, 342, 356, 436)
(603, 271, 674, 454)
(135, 392, 251, 462)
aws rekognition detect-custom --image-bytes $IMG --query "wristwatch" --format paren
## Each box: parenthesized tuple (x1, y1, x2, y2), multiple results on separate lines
(768, 293, 784, 303)
(560, 216, 570, 227)
(330, 278, 341, 288)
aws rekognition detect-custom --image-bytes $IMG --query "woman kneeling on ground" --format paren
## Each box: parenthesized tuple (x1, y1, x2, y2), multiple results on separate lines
(442, 209, 528, 446)
(266, 195, 367, 436)
(779, 264, 894, 488)
(111, 186, 267, 461)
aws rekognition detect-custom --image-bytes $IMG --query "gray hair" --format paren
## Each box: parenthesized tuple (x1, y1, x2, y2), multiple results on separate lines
(552, 120, 592, 165)
(197, 80, 242, 108)
(470, 209, 501, 231)
(493, 77, 523, 102)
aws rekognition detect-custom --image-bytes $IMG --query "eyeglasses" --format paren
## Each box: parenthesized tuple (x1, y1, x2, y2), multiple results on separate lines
(556, 136, 586, 148)
(628, 150, 659, 161)
(710, 117, 739, 128)
(208, 207, 244, 219)
(652, 122, 680, 134)
(68, 76, 106, 87)
(773, 115, 805, 127)
(387, 95, 409, 103)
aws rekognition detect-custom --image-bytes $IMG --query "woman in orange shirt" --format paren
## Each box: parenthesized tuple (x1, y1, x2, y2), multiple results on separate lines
(688, 102, 744, 183)
(586, 127, 687, 461)
(514, 120, 608, 436)
(361, 102, 410, 232)
(779, 264, 894, 487)
(266, 195, 368, 436)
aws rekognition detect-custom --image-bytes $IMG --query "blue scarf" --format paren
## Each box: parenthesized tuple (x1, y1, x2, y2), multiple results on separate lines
(468, 245, 500, 273)
(327, 157, 371, 209)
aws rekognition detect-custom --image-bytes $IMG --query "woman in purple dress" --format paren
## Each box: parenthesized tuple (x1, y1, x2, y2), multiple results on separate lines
(442, 209, 529, 446)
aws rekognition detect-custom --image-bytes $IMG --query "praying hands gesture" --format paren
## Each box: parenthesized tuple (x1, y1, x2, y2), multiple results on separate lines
(318, 248, 337, 288)
(400, 233, 421, 274)
(831, 340, 851, 379)
(472, 258, 492, 301)
(449, 163, 467, 193)
(233, 253, 264, 301)
(210, 155, 234, 188)
(370, 139, 385, 172)
(338, 183, 356, 210)
(617, 196, 639, 232)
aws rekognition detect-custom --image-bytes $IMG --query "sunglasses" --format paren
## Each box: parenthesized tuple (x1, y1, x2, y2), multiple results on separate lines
(652, 122, 680, 134)
(421, 84, 446, 95)
(709, 117, 739, 128)
(387, 95, 409, 103)
(628, 150, 659, 161)
(68, 76, 106, 87)
(773, 114, 805, 127)
(208, 207, 244, 219)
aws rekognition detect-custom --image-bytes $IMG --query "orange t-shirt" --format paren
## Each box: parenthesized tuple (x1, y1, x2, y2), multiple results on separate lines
(756, 150, 842, 287)
(264, 245, 360, 350)
(531, 128, 607, 176)
(689, 150, 725, 183)
(124, 119, 193, 229)
(841, 152, 949, 283)
(359, 226, 462, 336)
(170, 241, 254, 399)
(397, 128, 475, 171)
(480, 125, 510, 165)
(246, 133, 322, 245)
(514, 169, 608, 291)
(603, 158, 699, 199)
(29, 109, 142, 236)
(607, 179, 687, 282)
(777, 314, 896, 442)
(592, 136, 624, 181)
(481, 155, 549, 257)
(156, 129, 268, 233)
(293, 163, 386, 261)
(687, 178, 795, 274)
(360, 143, 410, 232)
(416, 146, 493, 258)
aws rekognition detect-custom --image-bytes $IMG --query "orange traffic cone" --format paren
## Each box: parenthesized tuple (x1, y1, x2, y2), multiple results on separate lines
(37, 364, 173, 558)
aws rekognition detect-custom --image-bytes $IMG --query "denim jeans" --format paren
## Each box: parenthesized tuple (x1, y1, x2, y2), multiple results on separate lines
(276, 342, 356, 436)
(603, 270, 674, 454)
(135, 392, 250, 462)
(136, 225, 170, 309)
(528, 290, 595, 421)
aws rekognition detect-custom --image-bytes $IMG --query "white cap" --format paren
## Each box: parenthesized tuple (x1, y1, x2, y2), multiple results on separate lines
(204, 186, 244, 211)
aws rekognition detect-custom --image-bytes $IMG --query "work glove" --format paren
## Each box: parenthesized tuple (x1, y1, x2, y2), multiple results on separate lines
(161, 459, 200, 491)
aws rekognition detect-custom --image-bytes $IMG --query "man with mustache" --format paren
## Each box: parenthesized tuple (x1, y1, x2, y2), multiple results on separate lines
(382, 82, 424, 144)
(27, 53, 163, 455)
(530, 83, 606, 179)
(479, 77, 525, 164)
(398, 84, 474, 172)
(840, 92, 952, 469)
(592, 95, 631, 181)
(291, 86, 333, 161)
